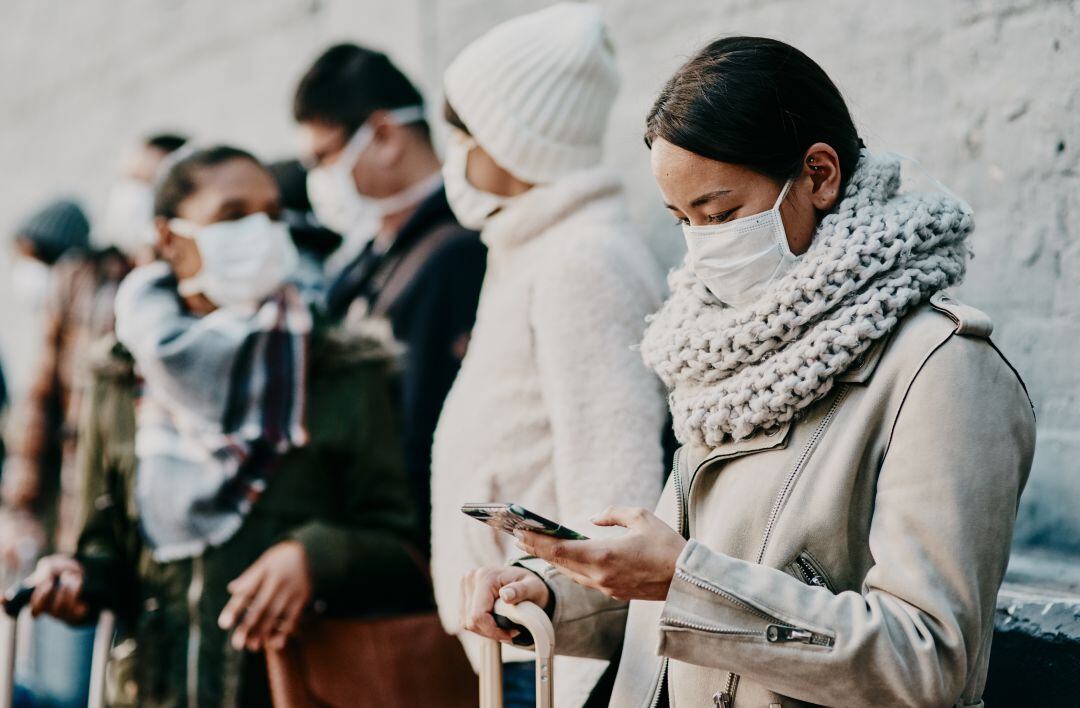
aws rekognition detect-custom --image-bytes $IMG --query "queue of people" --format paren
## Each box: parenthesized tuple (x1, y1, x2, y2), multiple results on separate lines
(0, 3, 1034, 708)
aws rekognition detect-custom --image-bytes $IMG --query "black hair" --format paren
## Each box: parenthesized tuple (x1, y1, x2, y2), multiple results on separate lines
(645, 36, 863, 187)
(443, 100, 469, 135)
(154, 146, 263, 219)
(145, 133, 189, 154)
(293, 43, 429, 141)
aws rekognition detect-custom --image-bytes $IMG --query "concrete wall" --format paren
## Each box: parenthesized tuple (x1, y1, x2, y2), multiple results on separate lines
(1, 0, 1076, 549)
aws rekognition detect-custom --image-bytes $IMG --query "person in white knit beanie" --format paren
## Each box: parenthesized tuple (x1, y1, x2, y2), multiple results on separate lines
(430, 4, 669, 707)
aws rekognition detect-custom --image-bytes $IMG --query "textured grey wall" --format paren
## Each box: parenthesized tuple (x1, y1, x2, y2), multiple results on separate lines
(0, 0, 1076, 548)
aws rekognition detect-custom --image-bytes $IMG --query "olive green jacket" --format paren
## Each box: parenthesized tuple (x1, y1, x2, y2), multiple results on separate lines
(75, 322, 430, 708)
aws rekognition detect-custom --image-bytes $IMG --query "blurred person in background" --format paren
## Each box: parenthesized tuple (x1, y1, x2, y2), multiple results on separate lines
(2, 197, 93, 565)
(1, 196, 95, 708)
(20, 146, 429, 707)
(429, 5, 668, 706)
(267, 158, 343, 298)
(294, 44, 486, 550)
(101, 133, 189, 264)
(1, 135, 185, 708)
(1, 134, 187, 568)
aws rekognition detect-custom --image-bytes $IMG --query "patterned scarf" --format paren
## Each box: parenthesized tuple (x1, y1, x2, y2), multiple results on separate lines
(640, 152, 972, 448)
(114, 263, 311, 561)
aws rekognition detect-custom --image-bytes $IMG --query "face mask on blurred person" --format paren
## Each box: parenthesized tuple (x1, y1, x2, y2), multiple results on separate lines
(11, 257, 52, 309)
(170, 212, 299, 308)
(104, 178, 156, 252)
(682, 178, 797, 309)
(442, 134, 513, 230)
(306, 105, 431, 241)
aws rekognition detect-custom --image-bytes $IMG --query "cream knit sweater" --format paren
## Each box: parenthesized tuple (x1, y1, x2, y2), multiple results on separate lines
(431, 167, 667, 706)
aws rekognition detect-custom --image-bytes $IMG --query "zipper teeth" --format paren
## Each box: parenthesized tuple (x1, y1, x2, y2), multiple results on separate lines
(674, 569, 776, 623)
(755, 385, 849, 565)
(793, 554, 833, 592)
(647, 657, 668, 708)
(723, 673, 739, 702)
(730, 384, 849, 705)
(671, 448, 686, 538)
(661, 617, 761, 637)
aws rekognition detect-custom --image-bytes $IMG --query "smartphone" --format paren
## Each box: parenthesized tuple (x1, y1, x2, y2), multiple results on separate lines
(461, 503, 589, 541)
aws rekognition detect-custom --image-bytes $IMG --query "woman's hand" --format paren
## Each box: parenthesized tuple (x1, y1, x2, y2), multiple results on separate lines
(26, 555, 91, 623)
(460, 566, 551, 643)
(515, 506, 686, 602)
(218, 540, 312, 652)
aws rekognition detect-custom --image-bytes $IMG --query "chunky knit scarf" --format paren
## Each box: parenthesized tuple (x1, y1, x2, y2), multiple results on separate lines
(640, 152, 972, 448)
(115, 262, 311, 561)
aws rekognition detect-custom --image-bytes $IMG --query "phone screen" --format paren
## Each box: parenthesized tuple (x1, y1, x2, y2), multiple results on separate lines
(462, 503, 589, 540)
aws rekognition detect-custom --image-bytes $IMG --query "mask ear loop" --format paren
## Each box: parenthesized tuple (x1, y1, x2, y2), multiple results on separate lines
(773, 177, 797, 258)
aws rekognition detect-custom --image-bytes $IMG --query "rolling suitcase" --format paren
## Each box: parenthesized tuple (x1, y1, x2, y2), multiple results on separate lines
(1, 585, 114, 708)
(477, 599, 556, 708)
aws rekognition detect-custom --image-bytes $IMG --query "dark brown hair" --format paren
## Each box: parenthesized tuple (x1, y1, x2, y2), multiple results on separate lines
(645, 36, 863, 186)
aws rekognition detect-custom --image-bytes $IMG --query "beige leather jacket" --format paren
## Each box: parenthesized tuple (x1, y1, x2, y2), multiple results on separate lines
(523, 295, 1035, 707)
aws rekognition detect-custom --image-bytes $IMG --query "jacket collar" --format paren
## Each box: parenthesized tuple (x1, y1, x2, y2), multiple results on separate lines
(686, 332, 893, 471)
(836, 331, 892, 384)
(480, 166, 622, 251)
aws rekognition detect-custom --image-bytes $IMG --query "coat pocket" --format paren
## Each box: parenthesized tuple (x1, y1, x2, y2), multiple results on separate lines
(786, 550, 836, 593)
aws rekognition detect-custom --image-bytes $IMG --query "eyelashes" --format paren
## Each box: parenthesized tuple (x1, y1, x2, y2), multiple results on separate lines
(674, 209, 737, 226)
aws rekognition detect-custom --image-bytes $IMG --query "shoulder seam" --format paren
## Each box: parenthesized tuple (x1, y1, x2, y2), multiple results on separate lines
(880, 329, 955, 463)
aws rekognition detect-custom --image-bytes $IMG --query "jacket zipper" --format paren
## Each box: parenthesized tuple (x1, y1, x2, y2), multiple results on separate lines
(671, 447, 686, 537)
(672, 570, 833, 645)
(646, 449, 686, 708)
(647, 657, 668, 708)
(186, 555, 204, 708)
(791, 552, 835, 592)
(718, 386, 849, 706)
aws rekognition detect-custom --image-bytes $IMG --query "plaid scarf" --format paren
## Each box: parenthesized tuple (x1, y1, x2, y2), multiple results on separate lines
(114, 263, 312, 561)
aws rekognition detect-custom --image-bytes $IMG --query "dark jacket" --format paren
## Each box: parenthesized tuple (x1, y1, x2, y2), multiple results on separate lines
(325, 187, 485, 551)
(74, 321, 430, 708)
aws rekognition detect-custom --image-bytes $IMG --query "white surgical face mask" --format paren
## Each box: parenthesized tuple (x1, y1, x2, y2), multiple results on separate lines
(170, 212, 299, 308)
(442, 134, 512, 230)
(306, 105, 430, 243)
(11, 257, 52, 309)
(682, 178, 797, 309)
(103, 178, 156, 253)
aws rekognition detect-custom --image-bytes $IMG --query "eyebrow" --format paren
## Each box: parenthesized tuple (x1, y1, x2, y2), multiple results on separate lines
(663, 188, 733, 211)
(689, 189, 732, 208)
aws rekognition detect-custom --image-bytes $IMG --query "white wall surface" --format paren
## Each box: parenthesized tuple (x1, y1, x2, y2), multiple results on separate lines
(1, 0, 1076, 548)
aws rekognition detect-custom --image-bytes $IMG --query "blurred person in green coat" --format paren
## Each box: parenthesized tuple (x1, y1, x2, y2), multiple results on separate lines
(21, 146, 429, 707)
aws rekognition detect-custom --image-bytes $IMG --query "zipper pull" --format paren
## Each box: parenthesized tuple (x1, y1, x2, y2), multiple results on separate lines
(713, 691, 734, 708)
(765, 624, 833, 646)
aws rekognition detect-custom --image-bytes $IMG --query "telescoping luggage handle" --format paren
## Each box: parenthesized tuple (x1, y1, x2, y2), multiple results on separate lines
(0, 583, 115, 708)
(478, 600, 555, 708)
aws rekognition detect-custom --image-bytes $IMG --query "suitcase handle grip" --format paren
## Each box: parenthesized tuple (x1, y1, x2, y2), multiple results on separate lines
(476, 600, 555, 708)
(491, 600, 554, 658)
(1, 586, 33, 619)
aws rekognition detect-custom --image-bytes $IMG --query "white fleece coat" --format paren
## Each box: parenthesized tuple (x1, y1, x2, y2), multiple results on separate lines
(431, 167, 668, 706)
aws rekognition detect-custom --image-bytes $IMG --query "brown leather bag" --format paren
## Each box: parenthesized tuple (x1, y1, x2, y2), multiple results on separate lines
(265, 610, 477, 707)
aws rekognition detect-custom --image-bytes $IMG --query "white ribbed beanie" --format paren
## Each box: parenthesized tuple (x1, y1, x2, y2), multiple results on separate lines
(444, 2, 620, 185)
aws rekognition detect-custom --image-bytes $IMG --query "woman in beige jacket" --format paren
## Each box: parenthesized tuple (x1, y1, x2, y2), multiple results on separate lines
(461, 37, 1035, 708)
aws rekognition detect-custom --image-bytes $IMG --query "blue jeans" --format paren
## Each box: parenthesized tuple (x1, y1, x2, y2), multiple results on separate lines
(15, 616, 94, 708)
(502, 660, 536, 708)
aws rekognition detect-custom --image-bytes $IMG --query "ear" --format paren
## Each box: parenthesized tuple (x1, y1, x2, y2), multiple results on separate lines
(371, 122, 408, 167)
(801, 142, 842, 212)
